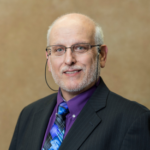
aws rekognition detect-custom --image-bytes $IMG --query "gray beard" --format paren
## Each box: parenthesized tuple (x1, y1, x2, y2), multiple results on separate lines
(50, 56, 100, 93)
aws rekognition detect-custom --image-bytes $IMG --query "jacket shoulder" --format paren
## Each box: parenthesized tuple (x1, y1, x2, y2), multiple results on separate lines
(107, 91, 150, 117)
(22, 93, 57, 115)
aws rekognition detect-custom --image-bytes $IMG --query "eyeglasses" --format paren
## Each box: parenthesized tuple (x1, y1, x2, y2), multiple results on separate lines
(46, 43, 101, 56)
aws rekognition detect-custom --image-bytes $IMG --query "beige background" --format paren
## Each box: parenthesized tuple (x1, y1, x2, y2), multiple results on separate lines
(0, 0, 150, 149)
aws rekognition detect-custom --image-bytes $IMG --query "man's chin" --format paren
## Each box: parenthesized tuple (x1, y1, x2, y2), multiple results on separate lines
(60, 84, 85, 93)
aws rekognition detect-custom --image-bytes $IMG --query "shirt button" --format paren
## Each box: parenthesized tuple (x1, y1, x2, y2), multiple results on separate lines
(72, 114, 76, 118)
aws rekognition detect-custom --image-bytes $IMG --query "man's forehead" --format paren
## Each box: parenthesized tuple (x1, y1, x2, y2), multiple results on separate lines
(49, 14, 95, 43)
(51, 14, 95, 32)
(51, 21, 94, 34)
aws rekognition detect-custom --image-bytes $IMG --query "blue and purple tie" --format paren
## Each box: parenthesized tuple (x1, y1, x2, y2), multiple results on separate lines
(42, 102, 69, 150)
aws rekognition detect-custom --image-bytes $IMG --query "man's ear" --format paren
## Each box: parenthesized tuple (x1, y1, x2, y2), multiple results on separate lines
(99, 45, 108, 68)
(46, 52, 51, 72)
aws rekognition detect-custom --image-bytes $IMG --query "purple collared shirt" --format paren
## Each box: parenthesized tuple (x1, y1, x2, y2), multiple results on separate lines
(41, 79, 100, 149)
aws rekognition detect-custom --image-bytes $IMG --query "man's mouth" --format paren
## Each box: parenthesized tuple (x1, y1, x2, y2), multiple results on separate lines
(64, 69, 82, 74)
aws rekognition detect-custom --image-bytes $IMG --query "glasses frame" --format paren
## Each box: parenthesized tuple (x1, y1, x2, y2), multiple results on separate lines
(46, 43, 101, 56)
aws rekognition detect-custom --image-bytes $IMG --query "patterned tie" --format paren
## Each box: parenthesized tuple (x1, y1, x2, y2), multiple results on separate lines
(42, 102, 69, 150)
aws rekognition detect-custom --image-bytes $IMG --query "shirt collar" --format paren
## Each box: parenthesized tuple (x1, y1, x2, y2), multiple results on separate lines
(56, 77, 100, 117)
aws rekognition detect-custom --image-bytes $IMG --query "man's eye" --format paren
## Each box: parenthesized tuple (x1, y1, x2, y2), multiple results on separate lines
(77, 46, 84, 50)
(56, 48, 63, 52)
(74, 45, 88, 52)
(75, 46, 87, 51)
(53, 47, 64, 53)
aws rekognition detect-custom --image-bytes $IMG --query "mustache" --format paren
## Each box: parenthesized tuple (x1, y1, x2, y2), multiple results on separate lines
(61, 66, 85, 73)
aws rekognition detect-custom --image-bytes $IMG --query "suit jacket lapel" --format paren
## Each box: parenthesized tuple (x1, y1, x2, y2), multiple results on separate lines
(31, 94, 57, 150)
(60, 78, 110, 150)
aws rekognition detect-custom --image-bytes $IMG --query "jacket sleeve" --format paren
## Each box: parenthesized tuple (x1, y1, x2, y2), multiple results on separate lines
(120, 111, 150, 150)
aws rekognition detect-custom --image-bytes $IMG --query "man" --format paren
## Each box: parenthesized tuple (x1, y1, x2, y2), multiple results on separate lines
(9, 13, 150, 150)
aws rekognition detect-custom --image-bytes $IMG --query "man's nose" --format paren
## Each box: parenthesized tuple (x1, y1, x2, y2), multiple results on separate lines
(64, 48, 76, 65)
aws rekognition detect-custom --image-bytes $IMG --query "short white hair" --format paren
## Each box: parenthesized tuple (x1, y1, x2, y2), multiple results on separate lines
(94, 24, 104, 45)
(47, 16, 104, 46)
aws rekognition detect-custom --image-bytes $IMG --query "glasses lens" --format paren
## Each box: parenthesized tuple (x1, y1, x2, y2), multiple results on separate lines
(73, 43, 90, 53)
(51, 45, 65, 56)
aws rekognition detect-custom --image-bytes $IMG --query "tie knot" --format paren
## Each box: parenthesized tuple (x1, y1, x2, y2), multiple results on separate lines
(58, 102, 69, 116)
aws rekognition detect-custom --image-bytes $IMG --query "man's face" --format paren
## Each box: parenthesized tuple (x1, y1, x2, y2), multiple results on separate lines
(48, 18, 99, 94)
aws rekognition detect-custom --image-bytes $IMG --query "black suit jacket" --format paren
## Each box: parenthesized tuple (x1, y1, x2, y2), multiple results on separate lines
(9, 78, 150, 150)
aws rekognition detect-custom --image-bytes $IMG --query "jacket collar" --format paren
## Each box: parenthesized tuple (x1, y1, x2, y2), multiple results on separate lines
(31, 94, 57, 150)
(59, 77, 110, 150)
